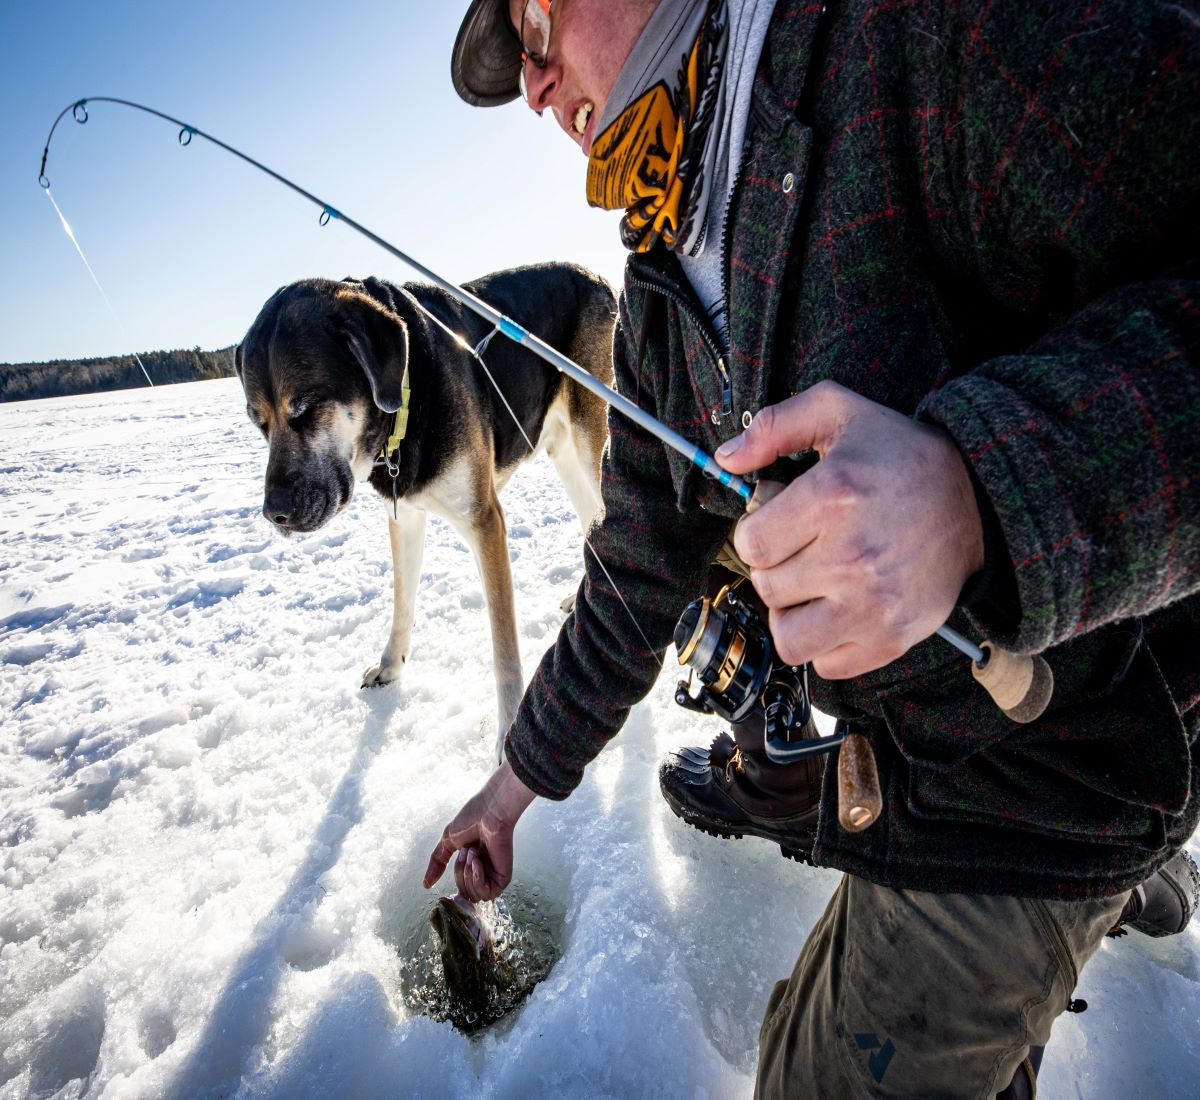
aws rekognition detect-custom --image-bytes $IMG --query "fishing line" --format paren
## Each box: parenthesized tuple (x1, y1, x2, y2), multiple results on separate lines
(39, 97, 1050, 716)
(39, 98, 750, 502)
(40, 96, 665, 668)
(42, 188, 154, 388)
(421, 306, 663, 667)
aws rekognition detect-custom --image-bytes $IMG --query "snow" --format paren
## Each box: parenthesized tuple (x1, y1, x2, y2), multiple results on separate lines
(1, 377, 1197, 1099)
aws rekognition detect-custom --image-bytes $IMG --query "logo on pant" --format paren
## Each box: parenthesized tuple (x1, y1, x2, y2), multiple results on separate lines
(853, 1033, 896, 1084)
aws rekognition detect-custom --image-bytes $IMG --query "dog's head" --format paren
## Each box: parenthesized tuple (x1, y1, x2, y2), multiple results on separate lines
(235, 278, 412, 534)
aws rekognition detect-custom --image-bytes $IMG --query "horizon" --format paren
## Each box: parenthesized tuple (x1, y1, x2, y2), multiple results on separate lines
(0, 1, 629, 365)
(2, 343, 236, 370)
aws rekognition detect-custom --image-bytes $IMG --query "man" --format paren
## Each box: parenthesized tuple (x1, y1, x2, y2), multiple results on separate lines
(427, 0, 1200, 1094)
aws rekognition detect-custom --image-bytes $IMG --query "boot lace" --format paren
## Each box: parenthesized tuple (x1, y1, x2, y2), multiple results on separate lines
(723, 745, 746, 784)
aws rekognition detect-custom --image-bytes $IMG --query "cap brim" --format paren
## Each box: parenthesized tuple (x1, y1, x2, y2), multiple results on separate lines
(452, 0, 523, 107)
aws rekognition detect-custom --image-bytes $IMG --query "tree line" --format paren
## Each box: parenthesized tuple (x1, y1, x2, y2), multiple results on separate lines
(0, 346, 237, 403)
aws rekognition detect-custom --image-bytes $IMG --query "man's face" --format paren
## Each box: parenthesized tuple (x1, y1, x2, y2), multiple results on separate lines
(507, 0, 659, 155)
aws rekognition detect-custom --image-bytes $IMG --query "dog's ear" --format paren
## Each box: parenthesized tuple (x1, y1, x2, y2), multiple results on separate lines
(336, 292, 410, 413)
(233, 343, 243, 379)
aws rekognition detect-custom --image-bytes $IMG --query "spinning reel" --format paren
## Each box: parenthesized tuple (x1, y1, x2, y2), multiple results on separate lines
(673, 583, 823, 764)
(672, 582, 883, 832)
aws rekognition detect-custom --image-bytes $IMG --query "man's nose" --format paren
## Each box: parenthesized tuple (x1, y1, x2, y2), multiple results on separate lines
(522, 63, 556, 115)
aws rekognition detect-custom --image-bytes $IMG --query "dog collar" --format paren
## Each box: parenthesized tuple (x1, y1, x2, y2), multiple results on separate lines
(379, 361, 412, 467)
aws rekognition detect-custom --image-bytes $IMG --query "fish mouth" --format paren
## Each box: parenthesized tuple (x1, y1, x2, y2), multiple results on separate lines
(431, 895, 490, 960)
(403, 882, 563, 1034)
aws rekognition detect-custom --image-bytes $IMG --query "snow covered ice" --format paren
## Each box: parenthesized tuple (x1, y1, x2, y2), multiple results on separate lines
(1, 378, 1197, 1098)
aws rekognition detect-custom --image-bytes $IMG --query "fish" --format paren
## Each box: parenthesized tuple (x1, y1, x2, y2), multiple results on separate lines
(429, 894, 517, 1027)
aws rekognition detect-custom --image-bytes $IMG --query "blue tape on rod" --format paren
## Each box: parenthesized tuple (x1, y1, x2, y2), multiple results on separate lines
(499, 316, 526, 342)
(691, 449, 752, 500)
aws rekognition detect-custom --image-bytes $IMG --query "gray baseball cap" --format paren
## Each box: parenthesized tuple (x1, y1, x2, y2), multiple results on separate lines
(452, 0, 524, 107)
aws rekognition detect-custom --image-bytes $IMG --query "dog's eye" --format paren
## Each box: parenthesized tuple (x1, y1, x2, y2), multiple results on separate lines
(287, 400, 319, 428)
(247, 406, 269, 436)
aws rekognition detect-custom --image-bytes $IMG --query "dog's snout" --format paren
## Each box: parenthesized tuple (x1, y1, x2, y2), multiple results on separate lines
(264, 487, 294, 527)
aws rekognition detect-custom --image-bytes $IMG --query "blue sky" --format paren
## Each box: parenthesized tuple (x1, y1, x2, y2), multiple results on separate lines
(0, 1, 629, 364)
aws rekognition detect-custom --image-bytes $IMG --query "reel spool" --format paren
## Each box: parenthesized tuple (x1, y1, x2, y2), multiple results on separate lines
(674, 585, 772, 724)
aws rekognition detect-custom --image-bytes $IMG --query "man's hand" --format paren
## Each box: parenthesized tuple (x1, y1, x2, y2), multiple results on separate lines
(423, 761, 537, 902)
(717, 381, 984, 679)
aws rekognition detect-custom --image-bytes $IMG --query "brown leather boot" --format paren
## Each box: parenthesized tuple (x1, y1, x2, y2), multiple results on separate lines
(658, 712, 825, 864)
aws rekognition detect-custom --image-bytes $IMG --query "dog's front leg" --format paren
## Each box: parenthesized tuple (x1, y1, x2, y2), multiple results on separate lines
(472, 497, 524, 764)
(362, 500, 427, 688)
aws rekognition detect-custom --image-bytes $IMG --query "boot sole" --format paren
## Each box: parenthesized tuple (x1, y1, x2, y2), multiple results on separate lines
(660, 784, 817, 867)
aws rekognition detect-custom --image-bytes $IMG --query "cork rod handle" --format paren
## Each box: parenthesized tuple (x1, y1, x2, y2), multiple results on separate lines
(838, 732, 882, 832)
(971, 642, 1055, 724)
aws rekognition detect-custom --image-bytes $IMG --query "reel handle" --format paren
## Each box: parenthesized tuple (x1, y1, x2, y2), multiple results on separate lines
(837, 732, 882, 832)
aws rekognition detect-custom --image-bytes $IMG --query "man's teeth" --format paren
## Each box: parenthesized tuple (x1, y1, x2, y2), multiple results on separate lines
(573, 102, 593, 136)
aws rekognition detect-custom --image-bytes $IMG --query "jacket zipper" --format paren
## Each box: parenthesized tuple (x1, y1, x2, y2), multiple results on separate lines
(716, 354, 732, 418)
(627, 271, 731, 419)
(711, 88, 769, 421)
(708, 178, 742, 422)
(629, 89, 785, 425)
(716, 139, 754, 403)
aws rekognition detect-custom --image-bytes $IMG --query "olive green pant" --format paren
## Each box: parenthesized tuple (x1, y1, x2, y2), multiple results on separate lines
(756, 874, 1127, 1099)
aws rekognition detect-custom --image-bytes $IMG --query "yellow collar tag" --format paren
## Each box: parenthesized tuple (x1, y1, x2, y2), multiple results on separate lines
(380, 362, 411, 464)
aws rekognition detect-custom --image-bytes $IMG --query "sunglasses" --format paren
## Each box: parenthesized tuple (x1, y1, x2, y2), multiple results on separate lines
(517, 0, 555, 101)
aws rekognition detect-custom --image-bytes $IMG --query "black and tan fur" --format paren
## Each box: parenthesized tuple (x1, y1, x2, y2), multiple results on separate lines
(235, 262, 616, 757)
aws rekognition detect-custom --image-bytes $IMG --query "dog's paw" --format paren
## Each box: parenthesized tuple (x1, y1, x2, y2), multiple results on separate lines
(559, 592, 578, 614)
(361, 664, 398, 689)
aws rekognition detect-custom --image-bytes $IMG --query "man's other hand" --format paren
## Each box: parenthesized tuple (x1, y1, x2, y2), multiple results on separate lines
(423, 761, 537, 901)
(716, 381, 985, 679)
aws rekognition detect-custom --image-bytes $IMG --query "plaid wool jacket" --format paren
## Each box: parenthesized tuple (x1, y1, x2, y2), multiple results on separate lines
(506, 0, 1200, 898)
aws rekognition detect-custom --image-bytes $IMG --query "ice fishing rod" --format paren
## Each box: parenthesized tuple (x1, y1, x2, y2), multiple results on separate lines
(39, 97, 749, 504)
(39, 96, 1054, 735)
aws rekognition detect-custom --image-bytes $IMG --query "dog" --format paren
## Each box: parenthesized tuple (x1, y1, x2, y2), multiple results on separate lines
(235, 262, 616, 757)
